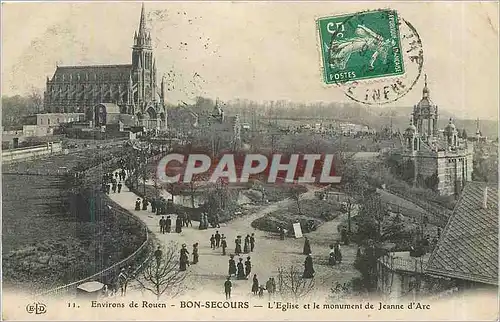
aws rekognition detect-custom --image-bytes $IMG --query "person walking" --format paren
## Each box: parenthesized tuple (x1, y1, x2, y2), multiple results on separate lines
(224, 277, 232, 300)
(328, 244, 336, 266)
(221, 236, 227, 255)
(117, 182, 122, 193)
(302, 253, 315, 279)
(151, 198, 157, 214)
(165, 216, 172, 233)
(175, 216, 182, 233)
(179, 244, 189, 271)
(228, 255, 237, 277)
(215, 231, 221, 248)
(243, 235, 250, 254)
(334, 242, 342, 264)
(192, 243, 199, 264)
(251, 274, 259, 295)
(236, 258, 246, 280)
(250, 233, 255, 252)
(142, 198, 149, 211)
(135, 198, 141, 211)
(210, 235, 216, 249)
(244, 257, 252, 278)
(265, 277, 273, 300)
(159, 216, 166, 234)
(271, 278, 276, 297)
(154, 246, 163, 266)
(303, 237, 311, 255)
(235, 236, 242, 255)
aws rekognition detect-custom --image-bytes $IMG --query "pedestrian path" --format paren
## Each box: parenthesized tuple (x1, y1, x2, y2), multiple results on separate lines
(106, 169, 359, 300)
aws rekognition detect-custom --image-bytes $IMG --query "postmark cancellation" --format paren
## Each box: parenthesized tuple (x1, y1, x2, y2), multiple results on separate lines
(317, 9, 424, 105)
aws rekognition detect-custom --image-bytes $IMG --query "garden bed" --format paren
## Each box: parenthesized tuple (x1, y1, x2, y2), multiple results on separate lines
(251, 199, 342, 234)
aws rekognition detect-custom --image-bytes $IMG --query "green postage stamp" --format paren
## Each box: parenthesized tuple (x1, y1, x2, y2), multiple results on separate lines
(318, 9, 405, 84)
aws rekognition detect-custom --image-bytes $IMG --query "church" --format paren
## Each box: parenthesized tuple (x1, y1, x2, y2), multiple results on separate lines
(401, 75, 474, 196)
(43, 4, 167, 130)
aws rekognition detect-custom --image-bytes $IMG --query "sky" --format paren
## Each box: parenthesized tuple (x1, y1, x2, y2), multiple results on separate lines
(2, 1, 499, 120)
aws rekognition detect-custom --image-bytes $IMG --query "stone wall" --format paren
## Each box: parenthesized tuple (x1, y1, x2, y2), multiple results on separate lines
(2, 142, 63, 164)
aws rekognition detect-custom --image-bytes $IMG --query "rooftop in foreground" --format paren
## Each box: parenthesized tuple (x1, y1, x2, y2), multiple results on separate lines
(425, 182, 498, 285)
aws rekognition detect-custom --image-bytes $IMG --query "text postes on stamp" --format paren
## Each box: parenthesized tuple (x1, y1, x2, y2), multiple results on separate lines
(318, 9, 405, 84)
(317, 9, 424, 105)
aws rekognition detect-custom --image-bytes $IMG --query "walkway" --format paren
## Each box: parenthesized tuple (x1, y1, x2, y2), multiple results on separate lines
(106, 171, 359, 300)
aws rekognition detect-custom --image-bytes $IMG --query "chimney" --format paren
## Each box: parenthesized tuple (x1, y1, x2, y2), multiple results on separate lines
(482, 186, 488, 209)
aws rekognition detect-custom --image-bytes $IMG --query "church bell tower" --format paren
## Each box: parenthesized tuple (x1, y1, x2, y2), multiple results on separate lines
(132, 3, 156, 115)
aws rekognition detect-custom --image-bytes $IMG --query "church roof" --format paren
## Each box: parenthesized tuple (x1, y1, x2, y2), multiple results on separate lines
(415, 74, 436, 112)
(51, 64, 132, 82)
(416, 97, 435, 109)
(425, 182, 498, 285)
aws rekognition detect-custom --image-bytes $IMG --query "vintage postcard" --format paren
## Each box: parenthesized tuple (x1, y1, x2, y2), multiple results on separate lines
(1, 1, 498, 321)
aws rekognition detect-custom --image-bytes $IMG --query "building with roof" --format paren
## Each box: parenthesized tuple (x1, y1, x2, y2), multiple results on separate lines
(43, 4, 167, 130)
(400, 75, 473, 196)
(377, 182, 498, 300)
(425, 182, 498, 289)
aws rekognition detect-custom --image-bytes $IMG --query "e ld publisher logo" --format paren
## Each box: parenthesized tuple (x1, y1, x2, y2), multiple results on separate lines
(26, 302, 47, 315)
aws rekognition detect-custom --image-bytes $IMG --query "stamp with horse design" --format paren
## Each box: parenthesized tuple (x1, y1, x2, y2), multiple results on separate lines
(318, 9, 405, 84)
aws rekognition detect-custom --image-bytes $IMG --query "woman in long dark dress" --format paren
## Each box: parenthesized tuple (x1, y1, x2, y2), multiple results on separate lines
(243, 235, 250, 254)
(251, 274, 259, 295)
(175, 216, 182, 233)
(236, 258, 246, 280)
(192, 243, 199, 264)
(151, 198, 157, 213)
(221, 237, 227, 255)
(302, 254, 315, 279)
(199, 213, 205, 230)
(328, 244, 336, 266)
(142, 198, 149, 210)
(165, 216, 172, 233)
(303, 237, 311, 255)
(179, 244, 189, 271)
(228, 255, 237, 276)
(244, 257, 252, 278)
(135, 198, 141, 211)
(235, 236, 242, 255)
(334, 243, 342, 263)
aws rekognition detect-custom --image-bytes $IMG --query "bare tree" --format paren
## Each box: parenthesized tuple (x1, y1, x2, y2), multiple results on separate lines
(134, 243, 188, 300)
(289, 185, 303, 215)
(330, 281, 354, 301)
(29, 87, 44, 113)
(340, 161, 369, 234)
(276, 266, 315, 302)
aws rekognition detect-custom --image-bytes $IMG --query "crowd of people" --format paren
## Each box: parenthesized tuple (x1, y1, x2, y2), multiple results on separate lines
(101, 169, 126, 194)
(112, 165, 347, 301)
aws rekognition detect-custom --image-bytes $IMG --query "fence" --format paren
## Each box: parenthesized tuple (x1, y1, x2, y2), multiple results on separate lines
(33, 154, 151, 298)
(385, 187, 451, 227)
(34, 196, 151, 298)
(378, 254, 426, 274)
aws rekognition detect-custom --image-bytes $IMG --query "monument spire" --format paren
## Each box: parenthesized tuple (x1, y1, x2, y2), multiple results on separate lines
(422, 74, 429, 98)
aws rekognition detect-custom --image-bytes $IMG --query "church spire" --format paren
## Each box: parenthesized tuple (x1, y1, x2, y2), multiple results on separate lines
(138, 3, 146, 39)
